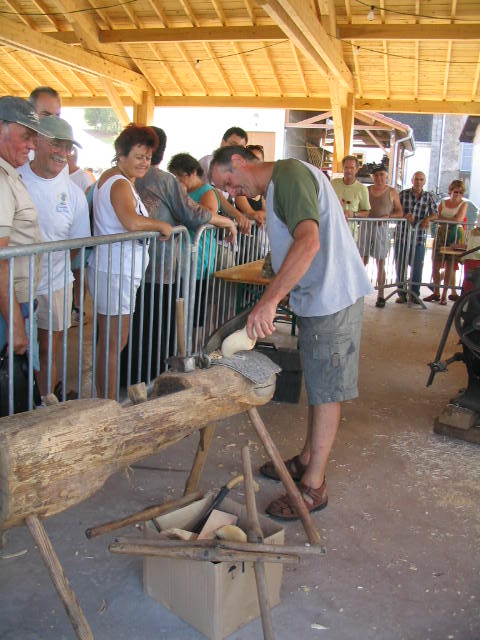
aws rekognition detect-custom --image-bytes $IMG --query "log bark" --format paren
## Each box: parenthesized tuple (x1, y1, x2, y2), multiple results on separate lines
(0, 367, 275, 531)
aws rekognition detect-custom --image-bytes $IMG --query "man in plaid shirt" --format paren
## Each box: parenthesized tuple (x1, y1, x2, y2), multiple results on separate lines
(394, 171, 438, 303)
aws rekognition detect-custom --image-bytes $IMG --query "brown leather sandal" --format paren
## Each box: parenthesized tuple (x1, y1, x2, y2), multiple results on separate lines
(265, 480, 328, 520)
(259, 454, 307, 482)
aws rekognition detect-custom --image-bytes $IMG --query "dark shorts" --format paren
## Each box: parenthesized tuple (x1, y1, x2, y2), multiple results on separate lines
(297, 297, 364, 405)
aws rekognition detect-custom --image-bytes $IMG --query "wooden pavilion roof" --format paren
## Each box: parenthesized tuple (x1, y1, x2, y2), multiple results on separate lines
(0, 0, 479, 161)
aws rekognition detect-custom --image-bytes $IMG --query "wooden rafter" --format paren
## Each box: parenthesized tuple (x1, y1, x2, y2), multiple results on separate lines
(178, 0, 198, 27)
(243, 0, 256, 24)
(366, 129, 386, 152)
(176, 43, 209, 94)
(472, 51, 480, 100)
(264, 43, 283, 94)
(4, 0, 36, 29)
(55, 26, 289, 45)
(58, 95, 480, 115)
(289, 42, 309, 96)
(258, 0, 353, 91)
(3, 49, 38, 89)
(338, 24, 480, 40)
(414, 41, 419, 100)
(351, 42, 362, 97)
(210, 0, 228, 26)
(443, 40, 452, 100)
(0, 16, 150, 90)
(234, 43, 259, 94)
(203, 42, 234, 94)
(0, 53, 30, 92)
(37, 58, 73, 95)
(30, 0, 60, 30)
(383, 41, 390, 99)
(149, 44, 185, 95)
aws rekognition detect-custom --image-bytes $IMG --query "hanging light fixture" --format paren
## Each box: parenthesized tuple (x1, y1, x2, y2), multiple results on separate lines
(195, 60, 200, 69)
(354, 46, 360, 56)
(367, 5, 375, 20)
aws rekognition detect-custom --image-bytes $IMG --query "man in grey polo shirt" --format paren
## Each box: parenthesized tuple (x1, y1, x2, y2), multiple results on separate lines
(210, 146, 373, 520)
(0, 96, 52, 359)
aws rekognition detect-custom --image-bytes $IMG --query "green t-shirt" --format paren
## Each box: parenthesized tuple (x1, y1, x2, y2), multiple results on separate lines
(331, 178, 370, 214)
(271, 159, 320, 234)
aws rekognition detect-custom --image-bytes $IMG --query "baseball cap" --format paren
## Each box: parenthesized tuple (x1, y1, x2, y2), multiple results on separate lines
(0, 96, 53, 137)
(39, 115, 82, 148)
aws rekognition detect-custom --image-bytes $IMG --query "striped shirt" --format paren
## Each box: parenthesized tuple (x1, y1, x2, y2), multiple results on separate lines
(399, 187, 438, 242)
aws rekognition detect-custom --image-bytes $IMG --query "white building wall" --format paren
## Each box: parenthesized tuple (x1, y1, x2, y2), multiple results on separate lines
(469, 124, 480, 208)
(403, 143, 432, 189)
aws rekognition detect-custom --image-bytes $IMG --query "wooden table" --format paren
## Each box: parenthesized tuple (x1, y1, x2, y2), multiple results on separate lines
(214, 259, 296, 334)
(214, 259, 271, 286)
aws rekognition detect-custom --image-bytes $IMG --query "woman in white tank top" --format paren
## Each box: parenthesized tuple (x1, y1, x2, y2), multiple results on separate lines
(87, 124, 172, 399)
(424, 179, 467, 305)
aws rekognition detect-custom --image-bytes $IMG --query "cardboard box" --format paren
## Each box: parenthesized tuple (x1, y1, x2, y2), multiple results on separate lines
(143, 495, 284, 640)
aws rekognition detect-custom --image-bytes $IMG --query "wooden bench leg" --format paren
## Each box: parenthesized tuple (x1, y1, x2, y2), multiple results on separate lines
(184, 423, 216, 495)
(247, 407, 322, 546)
(26, 515, 94, 640)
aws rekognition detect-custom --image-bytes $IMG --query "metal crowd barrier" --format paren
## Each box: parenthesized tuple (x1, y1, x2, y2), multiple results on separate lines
(0, 223, 269, 414)
(2, 215, 475, 414)
(348, 217, 474, 304)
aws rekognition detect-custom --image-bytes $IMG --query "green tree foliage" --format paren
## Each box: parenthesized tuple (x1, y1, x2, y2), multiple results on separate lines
(84, 108, 121, 134)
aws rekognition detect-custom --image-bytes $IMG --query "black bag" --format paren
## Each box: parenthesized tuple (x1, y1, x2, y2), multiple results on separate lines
(0, 345, 41, 417)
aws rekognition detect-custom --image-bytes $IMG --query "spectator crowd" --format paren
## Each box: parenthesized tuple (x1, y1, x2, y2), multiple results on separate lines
(0, 86, 476, 409)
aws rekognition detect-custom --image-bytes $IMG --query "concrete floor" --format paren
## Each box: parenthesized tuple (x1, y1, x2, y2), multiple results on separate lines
(1, 289, 479, 640)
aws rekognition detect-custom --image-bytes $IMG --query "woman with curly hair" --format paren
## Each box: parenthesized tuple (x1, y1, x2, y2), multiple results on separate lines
(87, 124, 172, 398)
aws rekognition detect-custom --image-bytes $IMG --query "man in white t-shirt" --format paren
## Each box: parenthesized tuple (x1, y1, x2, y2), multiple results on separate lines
(18, 116, 91, 399)
(67, 146, 95, 193)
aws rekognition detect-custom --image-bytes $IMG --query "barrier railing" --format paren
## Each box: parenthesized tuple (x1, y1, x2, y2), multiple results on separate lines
(1, 215, 475, 414)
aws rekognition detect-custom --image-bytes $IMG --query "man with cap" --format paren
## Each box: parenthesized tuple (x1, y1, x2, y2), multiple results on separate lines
(18, 116, 91, 399)
(0, 96, 52, 362)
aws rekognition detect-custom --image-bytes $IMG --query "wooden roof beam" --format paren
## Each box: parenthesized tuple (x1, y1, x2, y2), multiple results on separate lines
(258, 0, 353, 91)
(0, 16, 150, 90)
(48, 26, 288, 45)
(339, 24, 480, 41)
(56, 95, 480, 115)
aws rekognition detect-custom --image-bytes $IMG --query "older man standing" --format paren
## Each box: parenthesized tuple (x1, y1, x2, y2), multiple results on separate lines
(18, 116, 90, 399)
(210, 146, 372, 520)
(331, 155, 370, 220)
(395, 171, 438, 304)
(0, 97, 52, 363)
(29, 86, 61, 118)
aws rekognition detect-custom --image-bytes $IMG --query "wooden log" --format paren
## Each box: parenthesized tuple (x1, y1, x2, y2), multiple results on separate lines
(85, 491, 203, 539)
(26, 515, 93, 640)
(109, 541, 298, 564)
(0, 366, 275, 531)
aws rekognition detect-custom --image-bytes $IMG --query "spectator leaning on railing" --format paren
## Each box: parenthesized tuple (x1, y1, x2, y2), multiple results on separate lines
(0, 97, 53, 363)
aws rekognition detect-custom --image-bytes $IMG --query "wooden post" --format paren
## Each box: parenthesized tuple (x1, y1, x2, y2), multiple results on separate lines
(184, 424, 217, 495)
(242, 446, 275, 640)
(25, 515, 94, 640)
(247, 407, 322, 545)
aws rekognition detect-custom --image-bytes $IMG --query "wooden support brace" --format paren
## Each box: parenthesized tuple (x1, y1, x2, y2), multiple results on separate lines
(184, 423, 217, 495)
(247, 407, 322, 545)
(242, 445, 275, 640)
(25, 515, 94, 640)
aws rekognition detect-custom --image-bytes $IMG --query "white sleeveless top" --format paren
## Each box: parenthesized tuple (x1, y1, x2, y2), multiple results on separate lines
(440, 200, 463, 220)
(88, 174, 149, 278)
